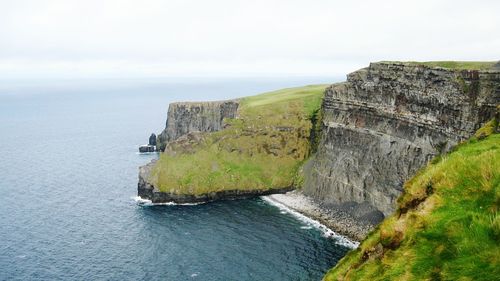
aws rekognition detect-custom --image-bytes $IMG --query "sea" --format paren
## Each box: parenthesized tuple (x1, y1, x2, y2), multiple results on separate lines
(0, 77, 352, 281)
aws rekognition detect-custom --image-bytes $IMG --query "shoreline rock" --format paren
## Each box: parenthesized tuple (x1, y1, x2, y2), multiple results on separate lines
(138, 133, 158, 152)
(138, 145, 156, 153)
(264, 190, 376, 242)
(149, 133, 157, 146)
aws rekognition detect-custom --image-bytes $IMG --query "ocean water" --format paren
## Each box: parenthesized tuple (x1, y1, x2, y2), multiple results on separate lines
(0, 77, 351, 281)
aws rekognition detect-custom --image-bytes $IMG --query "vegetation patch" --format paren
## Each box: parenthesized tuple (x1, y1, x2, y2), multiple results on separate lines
(324, 119, 500, 281)
(381, 61, 497, 70)
(149, 85, 326, 195)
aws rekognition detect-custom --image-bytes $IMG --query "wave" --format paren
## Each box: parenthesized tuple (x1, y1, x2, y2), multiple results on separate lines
(261, 196, 359, 249)
(132, 196, 206, 206)
(133, 195, 358, 247)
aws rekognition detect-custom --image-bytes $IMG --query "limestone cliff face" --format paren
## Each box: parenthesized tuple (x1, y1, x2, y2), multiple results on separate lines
(156, 100, 239, 151)
(303, 62, 500, 216)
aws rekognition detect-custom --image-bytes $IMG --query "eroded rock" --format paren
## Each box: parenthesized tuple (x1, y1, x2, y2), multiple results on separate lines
(303, 62, 500, 216)
(156, 100, 239, 151)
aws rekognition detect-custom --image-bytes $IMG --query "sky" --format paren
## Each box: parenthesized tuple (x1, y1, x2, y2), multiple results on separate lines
(0, 0, 499, 79)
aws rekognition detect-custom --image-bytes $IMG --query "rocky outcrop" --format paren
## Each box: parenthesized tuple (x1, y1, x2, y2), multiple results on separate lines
(138, 133, 157, 152)
(139, 145, 155, 153)
(138, 98, 296, 203)
(156, 100, 239, 151)
(148, 133, 157, 146)
(303, 62, 500, 217)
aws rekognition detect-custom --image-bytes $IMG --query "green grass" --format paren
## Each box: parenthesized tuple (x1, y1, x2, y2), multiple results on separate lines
(149, 85, 327, 195)
(241, 85, 326, 118)
(324, 121, 500, 281)
(380, 61, 497, 70)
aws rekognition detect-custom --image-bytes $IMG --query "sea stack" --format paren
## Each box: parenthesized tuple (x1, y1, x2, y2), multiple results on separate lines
(139, 133, 157, 153)
(149, 133, 157, 146)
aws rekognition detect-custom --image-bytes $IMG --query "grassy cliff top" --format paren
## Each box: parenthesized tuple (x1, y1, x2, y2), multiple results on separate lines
(379, 61, 498, 70)
(324, 119, 500, 281)
(241, 84, 327, 117)
(149, 85, 327, 195)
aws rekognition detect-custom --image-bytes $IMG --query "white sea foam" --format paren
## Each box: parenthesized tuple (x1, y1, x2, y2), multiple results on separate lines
(135, 151, 158, 155)
(133, 194, 358, 247)
(261, 196, 359, 248)
(132, 196, 153, 205)
(132, 196, 205, 206)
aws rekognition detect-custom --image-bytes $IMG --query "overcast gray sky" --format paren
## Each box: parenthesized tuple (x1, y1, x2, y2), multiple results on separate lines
(0, 0, 499, 79)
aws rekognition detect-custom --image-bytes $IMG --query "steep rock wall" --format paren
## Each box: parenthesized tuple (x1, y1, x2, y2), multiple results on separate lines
(304, 62, 500, 216)
(156, 100, 239, 151)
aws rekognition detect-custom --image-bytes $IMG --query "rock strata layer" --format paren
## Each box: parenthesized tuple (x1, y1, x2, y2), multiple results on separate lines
(303, 62, 500, 217)
(156, 100, 239, 151)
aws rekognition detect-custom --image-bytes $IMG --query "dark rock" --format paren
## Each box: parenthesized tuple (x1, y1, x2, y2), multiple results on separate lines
(139, 145, 155, 153)
(148, 133, 157, 146)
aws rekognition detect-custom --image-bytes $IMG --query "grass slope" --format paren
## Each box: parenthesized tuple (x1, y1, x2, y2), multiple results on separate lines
(149, 85, 327, 195)
(381, 61, 497, 70)
(324, 119, 500, 281)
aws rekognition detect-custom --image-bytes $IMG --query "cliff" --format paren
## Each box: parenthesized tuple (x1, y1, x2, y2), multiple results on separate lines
(304, 62, 499, 218)
(136, 61, 500, 280)
(324, 118, 500, 280)
(138, 62, 498, 217)
(156, 100, 239, 151)
(138, 85, 326, 203)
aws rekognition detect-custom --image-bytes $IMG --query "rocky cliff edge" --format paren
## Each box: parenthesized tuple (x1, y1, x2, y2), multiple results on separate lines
(304, 62, 499, 218)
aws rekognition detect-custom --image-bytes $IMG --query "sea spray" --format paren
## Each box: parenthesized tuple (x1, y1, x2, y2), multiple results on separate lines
(261, 196, 359, 248)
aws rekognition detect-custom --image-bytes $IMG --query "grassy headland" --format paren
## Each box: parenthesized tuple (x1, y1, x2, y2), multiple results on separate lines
(149, 85, 327, 195)
(381, 61, 497, 70)
(324, 118, 500, 281)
